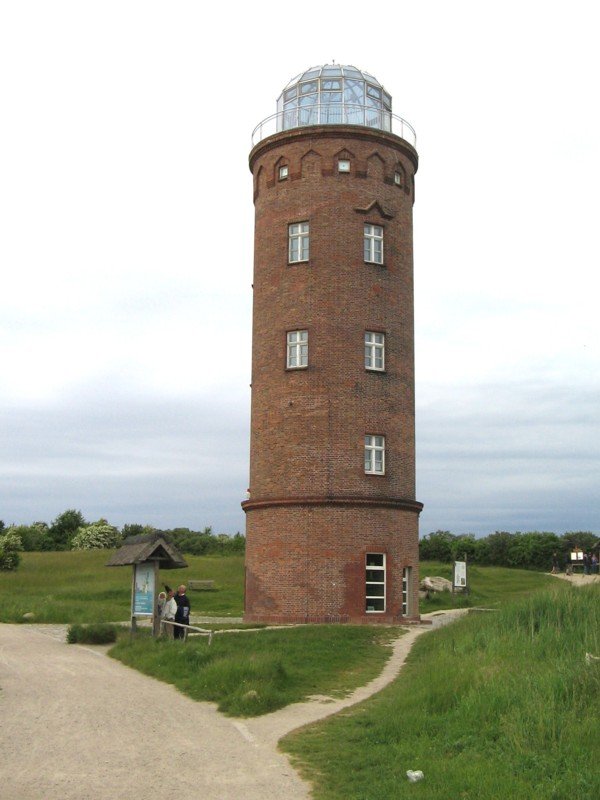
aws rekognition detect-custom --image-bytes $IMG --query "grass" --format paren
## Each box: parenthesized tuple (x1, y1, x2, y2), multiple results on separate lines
(282, 583, 600, 800)
(109, 624, 399, 716)
(67, 622, 118, 644)
(0, 552, 562, 624)
(0, 550, 244, 623)
(419, 561, 563, 613)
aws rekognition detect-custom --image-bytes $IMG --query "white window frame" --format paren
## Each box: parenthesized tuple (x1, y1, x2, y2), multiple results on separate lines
(279, 165, 289, 180)
(338, 159, 350, 173)
(364, 434, 385, 474)
(402, 566, 412, 616)
(394, 171, 402, 185)
(366, 553, 386, 613)
(365, 331, 385, 371)
(289, 222, 310, 263)
(286, 330, 308, 369)
(364, 224, 384, 264)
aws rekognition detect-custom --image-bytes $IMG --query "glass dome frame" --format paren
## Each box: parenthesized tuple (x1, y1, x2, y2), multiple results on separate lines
(276, 64, 393, 133)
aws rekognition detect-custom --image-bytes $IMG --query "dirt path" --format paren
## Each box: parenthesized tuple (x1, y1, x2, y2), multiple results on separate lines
(0, 611, 464, 800)
(549, 571, 600, 587)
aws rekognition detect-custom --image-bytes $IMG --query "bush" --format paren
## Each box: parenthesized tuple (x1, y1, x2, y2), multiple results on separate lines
(8, 523, 52, 552)
(67, 623, 119, 644)
(419, 530, 455, 562)
(165, 526, 245, 556)
(0, 531, 24, 571)
(71, 520, 122, 550)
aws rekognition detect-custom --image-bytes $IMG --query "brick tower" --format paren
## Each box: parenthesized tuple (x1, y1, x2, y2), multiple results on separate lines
(243, 65, 422, 623)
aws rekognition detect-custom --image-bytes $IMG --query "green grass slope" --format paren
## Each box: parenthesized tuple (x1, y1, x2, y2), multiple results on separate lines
(0, 551, 244, 623)
(419, 561, 563, 613)
(282, 584, 600, 800)
(109, 625, 398, 717)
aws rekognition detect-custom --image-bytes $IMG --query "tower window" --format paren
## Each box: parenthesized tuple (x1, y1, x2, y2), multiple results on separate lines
(365, 435, 385, 474)
(338, 159, 350, 173)
(289, 222, 310, 263)
(402, 566, 412, 616)
(364, 224, 384, 264)
(287, 330, 308, 368)
(394, 171, 402, 185)
(279, 165, 289, 180)
(366, 553, 386, 612)
(365, 331, 385, 371)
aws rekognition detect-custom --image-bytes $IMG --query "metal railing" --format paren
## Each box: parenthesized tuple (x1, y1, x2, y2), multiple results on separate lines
(251, 104, 416, 148)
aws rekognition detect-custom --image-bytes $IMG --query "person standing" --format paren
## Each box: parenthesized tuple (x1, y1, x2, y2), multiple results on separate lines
(161, 588, 177, 638)
(157, 591, 166, 617)
(174, 584, 191, 640)
(583, 551, 590, 576)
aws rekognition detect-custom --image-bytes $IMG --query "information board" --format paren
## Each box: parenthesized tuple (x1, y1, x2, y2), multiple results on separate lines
(133, 562, 155, 616)
(453, 560, 467, 588)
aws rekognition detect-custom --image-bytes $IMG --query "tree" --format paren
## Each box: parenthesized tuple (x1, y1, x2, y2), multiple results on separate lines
(71, 519, 122, 550)
(0, 530, 23, 571)
(7, 523, 52, 552)
(449, 534, 480, 562)
(121, 523, 155, 538)
(561, 531, 598, 554)
(49, 509, 87, 550)
(419, 530, 455, 562)
(478, 531, 513, 566)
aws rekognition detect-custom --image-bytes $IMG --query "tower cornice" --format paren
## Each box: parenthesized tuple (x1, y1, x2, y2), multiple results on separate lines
(242, 495, 424, 515)
(249, 125, 418, 174)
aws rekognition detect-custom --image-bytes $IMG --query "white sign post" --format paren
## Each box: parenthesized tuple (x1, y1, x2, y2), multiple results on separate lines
(453, 560, 468, 592)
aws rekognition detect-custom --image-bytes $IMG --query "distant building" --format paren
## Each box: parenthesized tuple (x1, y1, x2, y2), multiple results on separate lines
(243, 65, 422, 623)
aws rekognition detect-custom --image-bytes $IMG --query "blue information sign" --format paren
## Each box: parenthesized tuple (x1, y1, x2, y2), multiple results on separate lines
(134, 563, 155, 616)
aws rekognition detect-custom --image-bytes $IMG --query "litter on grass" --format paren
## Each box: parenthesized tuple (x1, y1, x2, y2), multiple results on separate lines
(406, 770, 424, 782)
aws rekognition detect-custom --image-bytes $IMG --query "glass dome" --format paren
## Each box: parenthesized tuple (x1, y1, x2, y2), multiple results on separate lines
(276, 64, 393, 133)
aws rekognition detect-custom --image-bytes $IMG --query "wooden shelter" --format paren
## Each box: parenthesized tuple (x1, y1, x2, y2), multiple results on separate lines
(107, 532, 188, 635)
(106, 532, 188, 570)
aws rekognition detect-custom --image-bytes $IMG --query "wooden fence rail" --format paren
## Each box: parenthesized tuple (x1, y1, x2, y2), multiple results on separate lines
(160, 619, 213, 644)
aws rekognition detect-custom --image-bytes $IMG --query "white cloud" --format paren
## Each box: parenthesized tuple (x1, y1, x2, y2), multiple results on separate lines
(1, 1, 599, 533)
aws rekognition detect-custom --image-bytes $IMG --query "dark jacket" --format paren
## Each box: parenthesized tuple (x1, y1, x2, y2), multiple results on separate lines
(174, 592, 191, 625)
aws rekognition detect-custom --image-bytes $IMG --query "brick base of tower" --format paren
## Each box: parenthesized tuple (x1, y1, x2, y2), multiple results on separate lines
(243, 503, 421, 624)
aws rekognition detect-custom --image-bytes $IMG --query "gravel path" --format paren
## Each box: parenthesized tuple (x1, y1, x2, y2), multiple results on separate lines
(0, 611, 464, 800)
(549, 572, 600, 586)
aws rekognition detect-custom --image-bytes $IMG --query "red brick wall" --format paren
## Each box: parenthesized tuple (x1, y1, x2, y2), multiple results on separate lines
(244, 125, 422, 623)
(245, 505, 420, 623)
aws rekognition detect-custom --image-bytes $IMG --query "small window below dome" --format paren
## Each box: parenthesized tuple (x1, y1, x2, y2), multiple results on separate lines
(338, 159, 350, 173)
(394, 171, 402, 185)
(279, 165, 289, 180)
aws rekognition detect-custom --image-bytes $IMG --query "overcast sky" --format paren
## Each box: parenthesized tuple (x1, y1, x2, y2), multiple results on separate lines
(1, 1, 598, 537)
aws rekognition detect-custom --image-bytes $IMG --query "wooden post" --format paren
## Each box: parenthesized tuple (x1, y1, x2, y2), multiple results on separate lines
(130, 565, 137, 638)
(152, 560, 160, 637)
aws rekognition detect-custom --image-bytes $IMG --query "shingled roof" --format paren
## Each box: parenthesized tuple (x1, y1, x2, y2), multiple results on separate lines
(106, 532, 188, 569)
